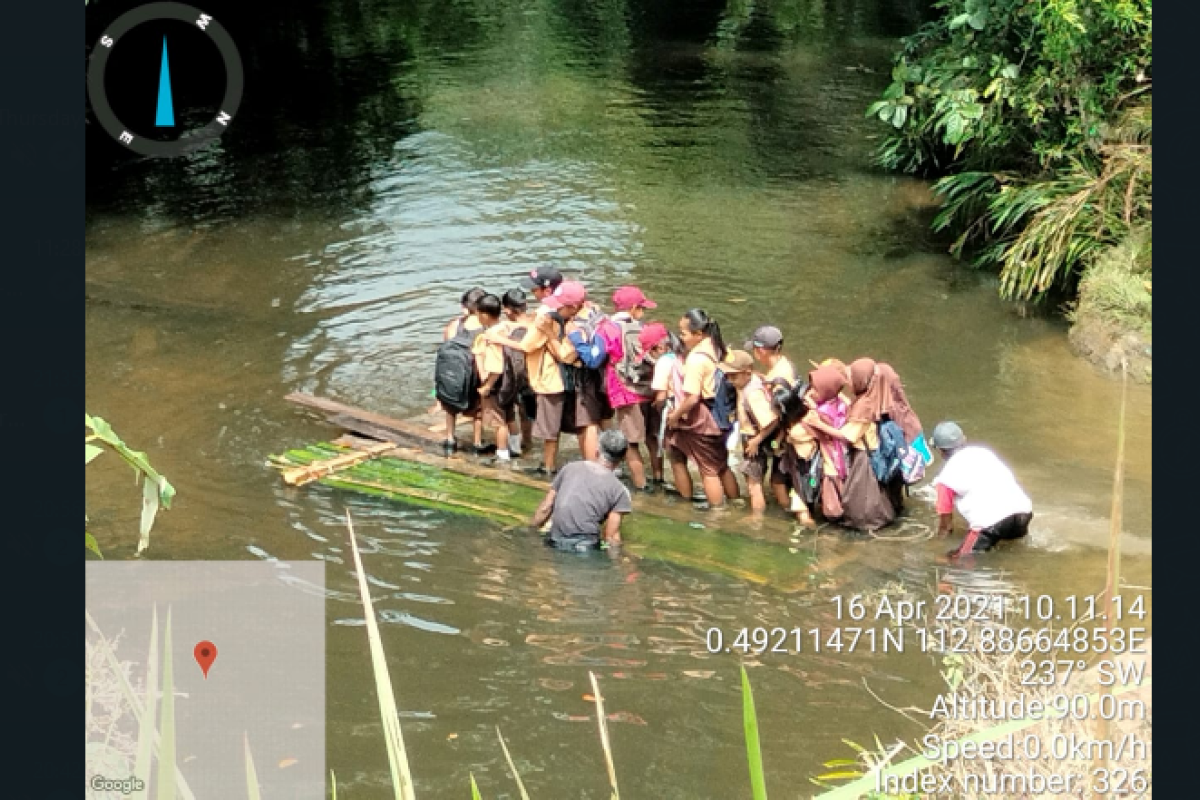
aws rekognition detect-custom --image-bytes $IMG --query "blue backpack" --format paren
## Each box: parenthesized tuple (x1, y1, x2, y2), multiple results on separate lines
(870, 420, 908, 483)
(698, 353, 737, 433)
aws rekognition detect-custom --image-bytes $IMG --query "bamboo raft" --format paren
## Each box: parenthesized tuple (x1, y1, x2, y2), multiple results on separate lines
(272, 393, 829, 592)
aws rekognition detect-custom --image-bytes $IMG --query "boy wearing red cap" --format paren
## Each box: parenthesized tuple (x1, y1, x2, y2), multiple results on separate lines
(608, 286, 659, 490)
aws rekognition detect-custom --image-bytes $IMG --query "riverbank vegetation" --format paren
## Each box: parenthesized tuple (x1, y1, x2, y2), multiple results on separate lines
(868, 0, 1151, 379)
(86, 414, 175, 557)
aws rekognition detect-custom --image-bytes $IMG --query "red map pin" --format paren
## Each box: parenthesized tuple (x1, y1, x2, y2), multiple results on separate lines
(194, 641, 218, 679)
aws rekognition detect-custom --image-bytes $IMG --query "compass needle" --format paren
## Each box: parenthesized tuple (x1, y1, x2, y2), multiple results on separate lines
(155, 37, 175, 128)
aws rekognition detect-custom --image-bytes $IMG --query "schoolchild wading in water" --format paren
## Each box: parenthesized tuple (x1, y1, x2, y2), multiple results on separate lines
(747, 325, 796, 509)
(665, 309, 740, 508)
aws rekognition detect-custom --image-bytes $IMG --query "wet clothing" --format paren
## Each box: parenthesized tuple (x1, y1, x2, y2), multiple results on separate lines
(956, 512, 1034, 553)
(840, 447, 900, 531)
(934, 446, 1033, 530)
(546, 461, 633, 549)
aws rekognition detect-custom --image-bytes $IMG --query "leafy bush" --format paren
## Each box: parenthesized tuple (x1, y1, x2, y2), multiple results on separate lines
(867, 0, 1152, 301)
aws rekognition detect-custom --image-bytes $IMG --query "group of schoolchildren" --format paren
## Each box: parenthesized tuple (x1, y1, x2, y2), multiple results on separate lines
(433, 265, 1036, 553)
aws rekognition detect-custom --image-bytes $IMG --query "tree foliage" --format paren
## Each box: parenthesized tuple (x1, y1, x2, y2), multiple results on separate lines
(867, 0, 1152, 301)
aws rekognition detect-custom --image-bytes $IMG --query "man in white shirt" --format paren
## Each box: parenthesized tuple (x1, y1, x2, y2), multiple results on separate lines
(931, 421, 1033, 556)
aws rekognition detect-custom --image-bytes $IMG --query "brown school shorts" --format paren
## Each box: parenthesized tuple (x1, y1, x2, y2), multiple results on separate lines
(533, 393, 566, 441)
(438, 400, 479, 418)
(571, 379, 608, 429)
(668, 429, 729, 478)
(480, 394, 515, 428)
(615, 404, 646, 444)
(740, 446, 768, 482)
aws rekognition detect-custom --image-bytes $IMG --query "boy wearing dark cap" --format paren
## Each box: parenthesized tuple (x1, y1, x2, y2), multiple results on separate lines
(749, 325, 796, 385)
(748, 325, 796, 508)
(519, 265, 564, 310)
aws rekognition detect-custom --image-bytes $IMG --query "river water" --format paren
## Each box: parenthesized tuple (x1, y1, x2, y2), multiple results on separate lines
(86, 0, 1151, 796)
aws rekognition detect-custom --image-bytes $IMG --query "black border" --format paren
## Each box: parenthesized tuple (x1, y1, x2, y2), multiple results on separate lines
(1151, 1, 1182, 795)
(3, 1, 82, 796)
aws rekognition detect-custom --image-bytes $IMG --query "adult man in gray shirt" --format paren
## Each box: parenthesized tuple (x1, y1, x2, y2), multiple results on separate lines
(531, 429, 634, 550)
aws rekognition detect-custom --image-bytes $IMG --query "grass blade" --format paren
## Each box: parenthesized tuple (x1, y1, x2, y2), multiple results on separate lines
(741, 666, 768, 800)
(470, 774, 483, 800)
(85, 611, 196, 800)
(134, 606, 160, 792)
(496, 727, 532, 800)
(244, 732, 262, 800)
(156, 607, 177, 800)
(812, 679, 1150, 798)
(588, 671, 620, 800)
(85, 531, 104, 558)
(345, 509, 417, 800)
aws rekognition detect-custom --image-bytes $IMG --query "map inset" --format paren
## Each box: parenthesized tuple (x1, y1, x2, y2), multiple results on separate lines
(86, 562, 325, 799)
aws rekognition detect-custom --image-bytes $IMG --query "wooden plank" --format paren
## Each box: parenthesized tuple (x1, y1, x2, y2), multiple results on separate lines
(281, 439, 399, 486)
(286, 393, 444, 448)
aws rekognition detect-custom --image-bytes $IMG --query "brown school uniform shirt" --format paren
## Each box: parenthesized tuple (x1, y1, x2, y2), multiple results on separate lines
(737, 375, 778, 437)
(763, 356, 796, 385)
(471, 324, 506, 383)
(681, 338, 719, 399)
(507, 316, 577, 395)
(840, 419, 880, 451)
(787, 420, 818, 460)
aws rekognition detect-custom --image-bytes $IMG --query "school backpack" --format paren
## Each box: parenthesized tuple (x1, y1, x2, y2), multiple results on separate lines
(495, 325, 530, 410)
(696, 353, 737, 433)
(899, 429, 932, 484)
(567, 309, 618, 370)
(434, 321, 482, 413)
(869, 419, 908, 483)
(614, 320, 653, 392)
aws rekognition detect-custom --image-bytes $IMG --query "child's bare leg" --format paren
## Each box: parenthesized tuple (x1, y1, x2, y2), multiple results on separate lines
(626, 445, 647, 489)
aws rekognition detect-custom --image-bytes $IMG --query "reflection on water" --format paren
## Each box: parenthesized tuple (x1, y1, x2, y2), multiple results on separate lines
(86, 0, 1149, 795)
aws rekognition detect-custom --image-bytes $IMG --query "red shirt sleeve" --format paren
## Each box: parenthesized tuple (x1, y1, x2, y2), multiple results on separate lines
(936, 484, 956, 515)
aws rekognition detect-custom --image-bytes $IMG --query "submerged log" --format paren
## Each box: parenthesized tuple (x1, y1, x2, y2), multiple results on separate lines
(279, 393, 842, 591)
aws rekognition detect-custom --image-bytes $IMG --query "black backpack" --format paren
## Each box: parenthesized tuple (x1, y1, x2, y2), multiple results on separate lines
(434, 321, 481, 413)
(495, 326, 530, 409)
